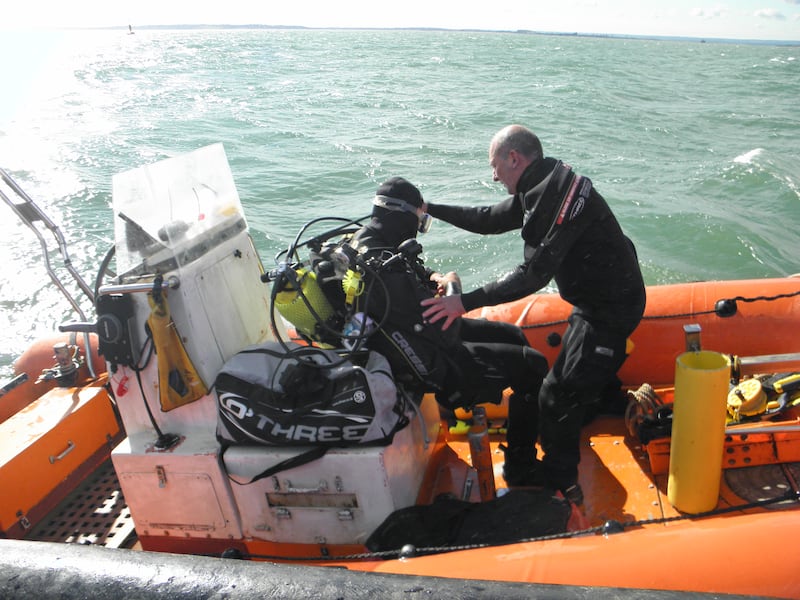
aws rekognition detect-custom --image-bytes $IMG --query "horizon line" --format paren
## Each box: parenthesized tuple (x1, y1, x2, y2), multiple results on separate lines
(55, 23, 800, 46)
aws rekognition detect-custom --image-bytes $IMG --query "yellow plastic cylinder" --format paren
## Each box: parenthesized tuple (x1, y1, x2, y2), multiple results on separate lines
(667, 351, 729, 514)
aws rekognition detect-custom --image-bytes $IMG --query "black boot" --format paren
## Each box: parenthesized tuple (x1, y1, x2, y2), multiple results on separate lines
(562, 483, 584, 506)
(499, 444, 544, 488)
(543, 468, 584, 506)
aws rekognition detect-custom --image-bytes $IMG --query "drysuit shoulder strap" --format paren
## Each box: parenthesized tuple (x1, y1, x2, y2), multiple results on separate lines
(526, 161, 593, 261)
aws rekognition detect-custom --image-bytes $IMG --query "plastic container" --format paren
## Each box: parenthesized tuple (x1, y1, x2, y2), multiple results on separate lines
(667, 350, 729, 514)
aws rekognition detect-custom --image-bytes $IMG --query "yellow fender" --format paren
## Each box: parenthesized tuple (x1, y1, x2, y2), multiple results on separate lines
(147, 294, 208, 411)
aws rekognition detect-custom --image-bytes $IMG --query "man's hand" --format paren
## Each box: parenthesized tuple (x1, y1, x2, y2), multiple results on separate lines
(429, 271, 462, 296)
(421, 294, 465, 331)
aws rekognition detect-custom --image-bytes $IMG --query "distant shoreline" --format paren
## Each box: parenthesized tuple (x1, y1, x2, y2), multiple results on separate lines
(83, 24, 799, 47)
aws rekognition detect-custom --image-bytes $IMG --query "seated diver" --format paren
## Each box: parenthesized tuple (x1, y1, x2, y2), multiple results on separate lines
(347, 176, 549, 487)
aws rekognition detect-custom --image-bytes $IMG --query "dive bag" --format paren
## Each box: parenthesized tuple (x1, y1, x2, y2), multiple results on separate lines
(215, 341, 408, 446)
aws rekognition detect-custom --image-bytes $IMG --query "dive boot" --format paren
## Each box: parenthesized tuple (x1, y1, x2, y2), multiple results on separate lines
(562, 483, 584, 507)
(499, 444, 544, 488)
(543, 468, 585, 506)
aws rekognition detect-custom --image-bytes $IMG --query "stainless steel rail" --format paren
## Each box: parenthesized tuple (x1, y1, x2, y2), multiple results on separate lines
(1, 167, 97, 378)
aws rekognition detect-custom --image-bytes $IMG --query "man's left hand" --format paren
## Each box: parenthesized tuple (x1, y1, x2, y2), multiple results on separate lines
(430, 271, 462, 296)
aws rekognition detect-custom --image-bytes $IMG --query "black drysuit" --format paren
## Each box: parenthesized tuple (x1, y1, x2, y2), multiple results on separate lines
(349, 218, 547, 448)
(427, 157, 646, 489)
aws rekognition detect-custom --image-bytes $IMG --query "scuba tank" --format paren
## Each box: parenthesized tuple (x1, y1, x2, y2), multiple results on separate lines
(273, 267, 338, 344)
(270, 232, 364, 348)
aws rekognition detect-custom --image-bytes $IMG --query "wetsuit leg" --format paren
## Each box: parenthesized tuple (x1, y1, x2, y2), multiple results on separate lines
(459, 341, 547, 396)
(454, 322, 549, 486)
(459, 318, 530, 347)
(539, 313, 629, 491)
(506, 376, 542, 449)
(459, 342, 547, 449)
(437, 317, 549, 470)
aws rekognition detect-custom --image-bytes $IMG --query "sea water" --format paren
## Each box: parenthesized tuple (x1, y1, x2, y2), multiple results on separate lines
(0, 28, 798, 378)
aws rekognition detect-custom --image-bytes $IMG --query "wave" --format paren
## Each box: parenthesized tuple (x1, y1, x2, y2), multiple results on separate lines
(733, 148, 764, 164)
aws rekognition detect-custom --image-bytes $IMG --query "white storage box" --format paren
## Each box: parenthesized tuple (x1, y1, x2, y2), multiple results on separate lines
(112, 431, 243, 540)
(222, 395, 441, 545)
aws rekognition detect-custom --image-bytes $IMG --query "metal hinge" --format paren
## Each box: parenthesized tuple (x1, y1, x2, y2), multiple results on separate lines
(156, 465, 167, 488)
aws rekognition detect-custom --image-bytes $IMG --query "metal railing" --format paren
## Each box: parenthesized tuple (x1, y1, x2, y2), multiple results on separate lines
(0, 167, 97, 377)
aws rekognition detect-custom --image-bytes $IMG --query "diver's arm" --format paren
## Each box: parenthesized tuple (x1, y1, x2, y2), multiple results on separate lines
(460, 265, 549, 311)
(426, 196, 521, 234)
(459, 189, 599, 310)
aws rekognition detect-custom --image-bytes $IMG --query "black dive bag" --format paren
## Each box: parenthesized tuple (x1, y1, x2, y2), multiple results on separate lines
(215, 341, 408, 446)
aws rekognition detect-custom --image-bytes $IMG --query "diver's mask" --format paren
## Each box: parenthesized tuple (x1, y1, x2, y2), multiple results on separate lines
(373, 195, 432, 234)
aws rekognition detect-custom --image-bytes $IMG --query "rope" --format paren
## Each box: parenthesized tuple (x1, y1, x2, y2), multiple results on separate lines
(730, 290, 800, 305)
(519, 287, 800, 330)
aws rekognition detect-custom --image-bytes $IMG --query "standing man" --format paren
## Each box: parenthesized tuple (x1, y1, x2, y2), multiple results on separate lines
(421, 125, 646, 504)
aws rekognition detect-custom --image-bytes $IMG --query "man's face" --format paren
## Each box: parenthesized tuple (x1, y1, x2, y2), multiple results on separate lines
(489, 144, 521, 195)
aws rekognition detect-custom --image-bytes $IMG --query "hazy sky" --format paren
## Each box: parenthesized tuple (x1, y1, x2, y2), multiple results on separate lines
(2, 0, 799, 41)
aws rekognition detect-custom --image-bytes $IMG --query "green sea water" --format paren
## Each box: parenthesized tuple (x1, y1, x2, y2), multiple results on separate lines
(1, 29, 798, 378)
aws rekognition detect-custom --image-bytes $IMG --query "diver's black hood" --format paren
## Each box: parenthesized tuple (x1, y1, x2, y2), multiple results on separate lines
(368, 177, 424, 248)
(354, 217, 415, 253)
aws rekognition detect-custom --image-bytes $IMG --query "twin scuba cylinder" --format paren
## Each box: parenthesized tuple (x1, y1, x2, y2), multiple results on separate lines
(269, 218, 427, 351)
(271, 234, 427, 352)
(272, 259, 348, 345)
(271, 238, 375, 348)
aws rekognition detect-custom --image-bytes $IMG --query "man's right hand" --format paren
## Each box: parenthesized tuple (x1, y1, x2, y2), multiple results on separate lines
(420, 294, 465, 331)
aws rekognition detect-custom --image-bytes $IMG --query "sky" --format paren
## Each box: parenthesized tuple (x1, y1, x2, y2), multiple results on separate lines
(1, 0, 799, 41)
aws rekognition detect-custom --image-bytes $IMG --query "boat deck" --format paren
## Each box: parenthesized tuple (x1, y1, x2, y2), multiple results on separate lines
(24, 460, 136, 549)
(447, 413, 800, 531)
(21, 411, 800, 551)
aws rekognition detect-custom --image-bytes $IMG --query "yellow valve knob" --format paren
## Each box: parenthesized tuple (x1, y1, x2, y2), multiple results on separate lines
(727, 378, 767, 418)
(342, 269, 364, 305)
